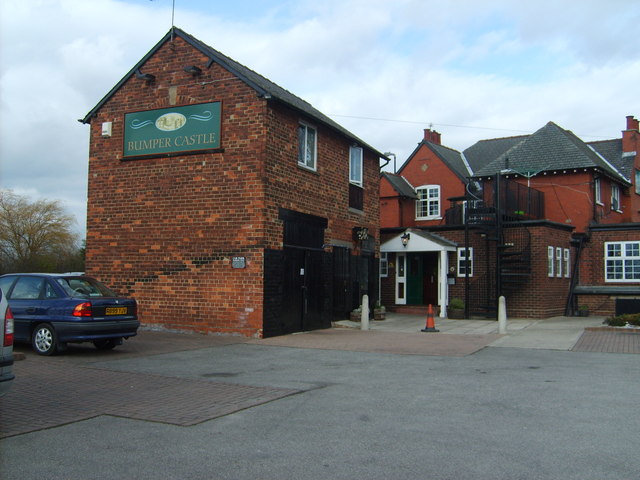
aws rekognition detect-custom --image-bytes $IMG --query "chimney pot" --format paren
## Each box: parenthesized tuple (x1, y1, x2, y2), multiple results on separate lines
(423, 128, 442, 145)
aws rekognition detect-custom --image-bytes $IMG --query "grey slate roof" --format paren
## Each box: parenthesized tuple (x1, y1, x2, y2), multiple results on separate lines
(381, 172, 417, 198)
(80, 27, 386, 158)
(588, 139, 633, 179)
(427, 142, 470, 180)
(463, 135, 529, 173)
(472, 122, 630, 184)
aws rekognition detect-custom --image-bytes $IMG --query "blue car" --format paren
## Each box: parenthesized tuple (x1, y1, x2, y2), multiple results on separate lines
(0, 273, 139, 355)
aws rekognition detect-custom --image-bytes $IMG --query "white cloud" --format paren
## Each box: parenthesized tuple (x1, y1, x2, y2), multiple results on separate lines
(1, 0, 639, 237)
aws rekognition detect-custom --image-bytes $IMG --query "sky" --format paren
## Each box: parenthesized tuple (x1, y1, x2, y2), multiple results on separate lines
(1, 0, 639, 238)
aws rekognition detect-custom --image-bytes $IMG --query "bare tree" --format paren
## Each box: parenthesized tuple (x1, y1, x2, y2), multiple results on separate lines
(0, 190, 83, 273)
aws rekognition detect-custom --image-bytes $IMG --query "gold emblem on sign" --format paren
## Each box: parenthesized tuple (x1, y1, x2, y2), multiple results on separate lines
(155, 112, 187, 131)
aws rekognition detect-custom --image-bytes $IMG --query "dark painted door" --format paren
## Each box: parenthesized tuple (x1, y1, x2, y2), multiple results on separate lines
(406, 253, 423, 305)
(423, 253, 439, 306)
(280, 247, 327, 335)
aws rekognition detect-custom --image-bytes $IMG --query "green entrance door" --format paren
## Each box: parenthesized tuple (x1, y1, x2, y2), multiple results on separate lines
(406, 252, 439, 306)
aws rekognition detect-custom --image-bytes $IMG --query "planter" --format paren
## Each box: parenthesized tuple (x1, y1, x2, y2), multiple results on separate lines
(374, 309, 385, 321)
(448, 308, 464, 319)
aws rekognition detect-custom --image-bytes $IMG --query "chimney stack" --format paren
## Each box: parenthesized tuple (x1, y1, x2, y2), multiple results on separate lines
(622, 115, 639, 154)
(423, 128, 441, 145)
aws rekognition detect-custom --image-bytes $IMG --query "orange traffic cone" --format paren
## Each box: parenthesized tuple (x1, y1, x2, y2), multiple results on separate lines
(421, 304, 439, 332)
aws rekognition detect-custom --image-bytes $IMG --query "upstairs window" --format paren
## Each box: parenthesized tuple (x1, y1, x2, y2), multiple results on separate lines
(298, 123, 317, 171)
(635, 169, 640, 195)
(606, 241, 640, 282)
(594, 178, 602, 205)
(349, 146, 363, 186)
(611, 184, 621, 212)
(416, 185, 441, 220)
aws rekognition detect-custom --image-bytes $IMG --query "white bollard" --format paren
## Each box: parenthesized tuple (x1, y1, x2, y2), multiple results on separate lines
(498, 295, 507, 334)
(361, 294, 370, 331)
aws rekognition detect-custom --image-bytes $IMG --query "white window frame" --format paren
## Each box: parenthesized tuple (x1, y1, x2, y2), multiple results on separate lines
(611, 184, 621, 212)
(635, 169, 640, 195)
(595, 177, 603, 205)
(380, 252, 388, 278)
(415, 185, 441, 220)
(548, 246, 554, 277)
(556, 247, 562, 278)
(605, 241, 640, 283)
(457, 247, 473, 277)
(563, 248, 570, 278)
(349, 145, 363, 186)
(395, 253, 406, 304)
(298, 122, 317, 171)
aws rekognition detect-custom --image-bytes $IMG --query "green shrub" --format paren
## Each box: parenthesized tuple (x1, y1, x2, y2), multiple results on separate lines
(449, 298, 464, 309)
(605, 313, 640, 327)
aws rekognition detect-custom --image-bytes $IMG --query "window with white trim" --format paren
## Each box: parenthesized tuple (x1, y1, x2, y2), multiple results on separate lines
(298, 123, 317, 170)
(416, 185, 441, 219)
(349, 146, 363, 186)
(595, 177, 602, 205)
(635, 169, 640, 195)
(548, 246, 554, 277)
(605, 241, 640, 282)
(611, 184, 621, 212)
(563, 248, 570, 278)
(457, 247, 473, 277)
(555, 247, 562, 277)
(380, 252, 388, 278)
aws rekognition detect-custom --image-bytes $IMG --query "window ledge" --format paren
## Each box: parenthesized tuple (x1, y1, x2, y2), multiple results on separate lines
(297, 163, 319, 175)
(348, 207, 364, 215)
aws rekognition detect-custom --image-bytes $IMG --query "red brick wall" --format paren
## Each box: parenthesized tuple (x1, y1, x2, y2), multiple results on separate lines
(397, 143, 466, 227)
(85, 36, 379, 336)
(381, 223, 574, 318)
(577, 226, 640, 315)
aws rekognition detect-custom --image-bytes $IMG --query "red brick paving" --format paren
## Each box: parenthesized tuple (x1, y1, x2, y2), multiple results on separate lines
(0, 357, 299, 439)
(1, 330, 292, 439)
(572, 329, 640, 354)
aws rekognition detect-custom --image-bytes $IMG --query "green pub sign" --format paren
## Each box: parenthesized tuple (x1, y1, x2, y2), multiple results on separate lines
(123, 102, 221, 157)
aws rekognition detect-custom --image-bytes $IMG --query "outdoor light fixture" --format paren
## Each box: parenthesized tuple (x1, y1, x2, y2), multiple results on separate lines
(183, 65, 202, 75)
(353, 227, 369, 241)
(135, 69, 156, 82)
(401, 232, 410, 246)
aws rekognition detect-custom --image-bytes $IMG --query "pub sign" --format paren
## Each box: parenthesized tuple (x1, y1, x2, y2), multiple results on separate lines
(123, 102, 221, 157)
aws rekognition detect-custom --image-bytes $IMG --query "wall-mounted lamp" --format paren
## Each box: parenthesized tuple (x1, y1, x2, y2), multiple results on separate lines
(353, 227, 369, 241)
(135, 69, 156, 83)
(401, 232, 410, 247)
(183, 65, 202, 76)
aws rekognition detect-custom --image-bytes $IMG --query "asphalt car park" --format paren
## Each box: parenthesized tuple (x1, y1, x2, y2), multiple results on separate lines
(1, 323, 639, 480)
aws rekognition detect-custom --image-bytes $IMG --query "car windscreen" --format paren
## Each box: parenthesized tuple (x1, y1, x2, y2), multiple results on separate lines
(56, 277, 117, 298)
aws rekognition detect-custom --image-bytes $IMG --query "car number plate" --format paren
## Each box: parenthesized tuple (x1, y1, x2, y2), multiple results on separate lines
(105, 307, 128, 315)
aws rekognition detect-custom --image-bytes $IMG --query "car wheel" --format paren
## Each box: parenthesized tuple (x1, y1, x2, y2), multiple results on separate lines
(32, 324, 58, 356)
(93, 339, 118, 350)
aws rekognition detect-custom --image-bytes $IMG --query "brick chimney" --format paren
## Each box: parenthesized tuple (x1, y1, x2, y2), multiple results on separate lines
(423, 128, 441, 145)
(622, 115, 639, 153)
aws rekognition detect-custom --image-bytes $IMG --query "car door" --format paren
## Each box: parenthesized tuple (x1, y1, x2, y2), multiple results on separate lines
(7, 276, 45, 342)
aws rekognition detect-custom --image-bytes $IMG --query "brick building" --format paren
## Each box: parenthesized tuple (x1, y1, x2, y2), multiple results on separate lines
(81, 28, 384, 337)
(380, 117, 640, 318)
